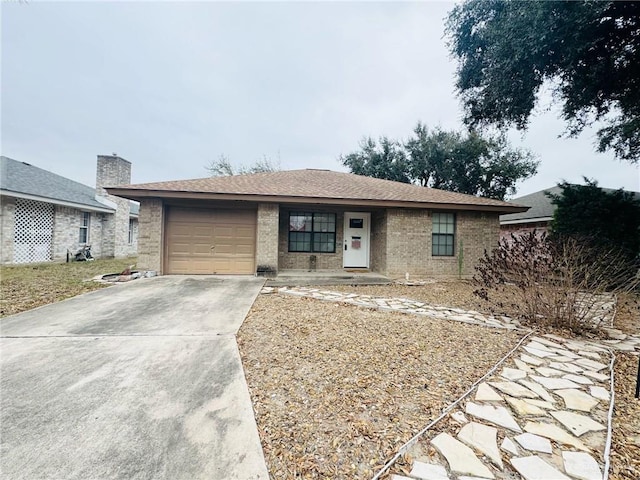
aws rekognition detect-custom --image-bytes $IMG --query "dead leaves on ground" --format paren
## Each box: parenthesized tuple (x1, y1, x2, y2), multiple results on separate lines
(238, 292, 521, 479)
(0, 258, 137, 317)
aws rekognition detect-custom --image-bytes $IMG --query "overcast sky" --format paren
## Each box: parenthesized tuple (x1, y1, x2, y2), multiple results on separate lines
(3, 1, 638, 198)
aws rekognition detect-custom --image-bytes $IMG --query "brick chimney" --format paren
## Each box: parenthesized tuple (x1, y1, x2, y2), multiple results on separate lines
(95, 154, 132, 258)
(96, 154, 131, 195)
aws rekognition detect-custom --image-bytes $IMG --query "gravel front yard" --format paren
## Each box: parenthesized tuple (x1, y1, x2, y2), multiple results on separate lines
(609, 295, 640, 480)
(237, 291, 522, 479)
(239, 281, 639, 480)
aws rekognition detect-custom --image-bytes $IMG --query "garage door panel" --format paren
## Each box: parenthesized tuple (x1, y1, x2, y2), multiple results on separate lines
(166, 207, 256, 274)
(236, 226, 255, 237)
(235, 245, 253, 255)
(169, 242, 193, 255)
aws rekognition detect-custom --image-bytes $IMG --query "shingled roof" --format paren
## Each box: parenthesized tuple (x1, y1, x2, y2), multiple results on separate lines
(107, 169, 528, 213)
(501, 185, 640, 224)
(0, 156, 114, 212)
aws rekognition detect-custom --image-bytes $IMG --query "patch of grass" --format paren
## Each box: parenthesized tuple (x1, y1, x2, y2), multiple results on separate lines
(0, 257, 137, 317)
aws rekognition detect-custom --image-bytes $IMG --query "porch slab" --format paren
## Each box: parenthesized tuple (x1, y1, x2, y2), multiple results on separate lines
(265, 270, 392, 286)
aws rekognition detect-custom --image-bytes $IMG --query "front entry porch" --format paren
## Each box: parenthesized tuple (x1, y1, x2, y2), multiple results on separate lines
(265, 269, 391, 287)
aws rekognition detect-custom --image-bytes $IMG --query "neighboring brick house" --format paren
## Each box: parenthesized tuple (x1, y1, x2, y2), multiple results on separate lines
(107, 169, 527, 278)
(0, 155, 139, 264)
(500, 186, 640, 239)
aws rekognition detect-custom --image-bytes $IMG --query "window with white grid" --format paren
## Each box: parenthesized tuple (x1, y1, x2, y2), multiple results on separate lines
(79, 212, 90, 244)
(14, 198, 54, 263)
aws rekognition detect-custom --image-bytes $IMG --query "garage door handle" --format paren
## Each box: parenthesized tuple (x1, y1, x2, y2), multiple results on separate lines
(210, 246, 215, 250)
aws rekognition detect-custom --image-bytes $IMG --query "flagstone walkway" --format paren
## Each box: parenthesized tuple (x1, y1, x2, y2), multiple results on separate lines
(260, 286, 640, 480)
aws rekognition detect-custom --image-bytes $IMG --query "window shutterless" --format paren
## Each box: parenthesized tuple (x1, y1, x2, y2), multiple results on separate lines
(79, 212, 90, 244)
(432, 212, 455, 256)
(288, 212, 336, 253)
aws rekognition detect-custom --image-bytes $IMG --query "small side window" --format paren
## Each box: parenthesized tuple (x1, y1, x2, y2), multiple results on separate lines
(79, 212, 90, 244)
(432, 212, 455, 256)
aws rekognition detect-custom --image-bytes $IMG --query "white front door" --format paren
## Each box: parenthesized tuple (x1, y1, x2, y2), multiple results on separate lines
(343, 212, 370, 268)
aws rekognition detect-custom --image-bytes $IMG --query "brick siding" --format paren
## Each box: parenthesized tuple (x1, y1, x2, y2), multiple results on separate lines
(500, 221, 550, 240)
(369, 209, 387, 273)
(255, 203, 279, 273)
(382, 209, 499, 278)
(52, 207, 105, 261)
(0, 196, 15, 263)
(96, 155, 132, 258)
(137, 199, 164, 272)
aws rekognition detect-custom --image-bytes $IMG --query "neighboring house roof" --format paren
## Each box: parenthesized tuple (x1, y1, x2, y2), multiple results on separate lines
(0, 156, 115, 213)
(501, 185, 640, 225)
(107, 169, 528, 213)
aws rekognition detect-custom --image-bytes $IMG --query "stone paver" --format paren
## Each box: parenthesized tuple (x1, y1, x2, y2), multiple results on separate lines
(273, 287, 632, 480)
(431, 432, 495, 479)
(521, 398, 555, 410)
(581, 370, 609, 382)
(475, 383, 503, 402)
(488, 381, 538, 399)
(465, 402, 522, 432)
(548, 361, 583, 374)
(504, 396, 547, 416)
(501, 437, 520, 456)
(589, 385, 610, 401)
(535, 366, 566, 377)
(529, 375, 582, 390)
(555, 389, 599, 412)
(524, 421, 590, 452)
(511, 455, 571, 480)
(514, 433, 552, 454)
(562, 374, 594, 385)
(520, 354, 544, 366)
(575, 358, 608, 371)
(514, 359, 534, 372)
(549, 411, 606, 436)
(408, 461, 449, 480)
(457, 422, 503, 468)
(451, 411, 468, 424)
(501, 367, 528, 380)
(517, 379, 557, 403)
(562, 451, 603, 480)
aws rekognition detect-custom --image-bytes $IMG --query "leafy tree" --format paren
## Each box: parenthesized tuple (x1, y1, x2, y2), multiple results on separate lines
(206, 154, 280, 176)
(339, 137, 412, 184)
(405, 123, 538, 199)
(446, 1, 640, 163)
(340, 124, 538, 200)
(548, 179, 640, 258)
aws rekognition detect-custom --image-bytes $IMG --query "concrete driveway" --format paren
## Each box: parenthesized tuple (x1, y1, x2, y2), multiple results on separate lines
(0, 275, 268, 480)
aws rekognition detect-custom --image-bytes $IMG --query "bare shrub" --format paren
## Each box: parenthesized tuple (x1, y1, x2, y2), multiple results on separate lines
(474, 231, 639, 333)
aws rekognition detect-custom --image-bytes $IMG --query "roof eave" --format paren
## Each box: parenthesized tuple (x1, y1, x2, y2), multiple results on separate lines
(1, 189, 116, 213)
(106, 188, 529, 214)
(500, 216, 553, 225)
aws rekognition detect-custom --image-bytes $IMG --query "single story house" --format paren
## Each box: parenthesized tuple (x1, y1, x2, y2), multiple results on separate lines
(0, 155, 138, 264)
(107, 169, 527, 278)
(500, 185, 640, 239)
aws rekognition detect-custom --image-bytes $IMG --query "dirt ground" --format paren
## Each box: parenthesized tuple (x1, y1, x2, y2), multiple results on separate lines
(238, 291, 523, 479)
(609, 295, 640, 480)
(240, 281, 639, 480)
(0, 257, 137, 317)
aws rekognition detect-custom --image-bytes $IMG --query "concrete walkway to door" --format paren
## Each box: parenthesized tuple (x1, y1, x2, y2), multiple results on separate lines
(0, 275, 268, 480)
